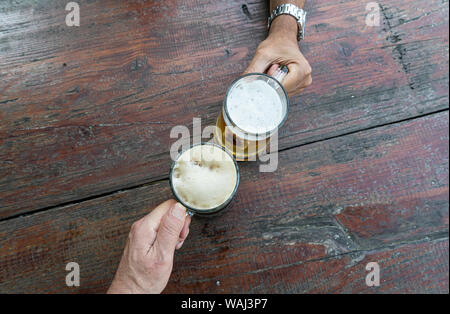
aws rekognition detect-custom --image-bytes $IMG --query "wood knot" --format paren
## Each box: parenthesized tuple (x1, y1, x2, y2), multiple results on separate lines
(241, 4, 252, 19)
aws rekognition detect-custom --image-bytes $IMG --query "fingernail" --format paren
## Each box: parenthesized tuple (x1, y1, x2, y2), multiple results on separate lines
(171, 202, 186, 220)
(176, 240, 185, 250)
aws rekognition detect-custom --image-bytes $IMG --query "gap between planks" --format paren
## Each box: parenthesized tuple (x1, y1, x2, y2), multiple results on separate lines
(0, 107, 448, 223)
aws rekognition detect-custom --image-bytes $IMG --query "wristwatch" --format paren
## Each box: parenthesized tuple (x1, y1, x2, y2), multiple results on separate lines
(267, 3, 307, 41)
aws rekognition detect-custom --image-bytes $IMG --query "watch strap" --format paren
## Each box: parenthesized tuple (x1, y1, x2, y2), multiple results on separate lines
(268, 3, 307, 41)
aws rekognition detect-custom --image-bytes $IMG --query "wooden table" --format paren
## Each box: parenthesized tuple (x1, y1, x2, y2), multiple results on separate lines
(0, 0, 448, 293)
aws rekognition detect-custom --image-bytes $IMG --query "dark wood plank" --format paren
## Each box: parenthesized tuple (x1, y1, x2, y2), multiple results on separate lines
(166, 239, 449, 293)
(0, 0, 448, 218)
(0, 111, 447, 293)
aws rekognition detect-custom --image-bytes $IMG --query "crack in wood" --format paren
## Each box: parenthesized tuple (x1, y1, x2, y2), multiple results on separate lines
(180, 233, 449, 284)
(379, 3, 415, 90)
(0, 108, 447, 223)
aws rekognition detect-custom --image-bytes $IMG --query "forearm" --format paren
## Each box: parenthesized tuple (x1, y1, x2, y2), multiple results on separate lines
(268, 1, 306, 41)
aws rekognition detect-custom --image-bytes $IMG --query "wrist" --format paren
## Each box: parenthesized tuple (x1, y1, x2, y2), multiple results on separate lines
(108, 273, 144, 294)
(268, 15, 298, 42)
(107, 278, 134, 294)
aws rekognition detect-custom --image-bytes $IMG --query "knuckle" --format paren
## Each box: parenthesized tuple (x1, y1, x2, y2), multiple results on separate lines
(256, 46, 270, 59)
(130, 221, 140, 234)
(305, 65, 312, 76)
(305, 76, 312, 86)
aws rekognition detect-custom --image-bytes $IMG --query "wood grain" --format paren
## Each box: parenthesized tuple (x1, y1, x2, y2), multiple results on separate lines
(0, 0, 448, 218)
(0, 112, 447, 293)
(167, 238, 449, 293)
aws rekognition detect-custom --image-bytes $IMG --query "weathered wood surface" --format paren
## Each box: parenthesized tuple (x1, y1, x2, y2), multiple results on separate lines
(167, 239, 449, 293)
(0, 112, 447, 293)
(0, 0, 448, 218)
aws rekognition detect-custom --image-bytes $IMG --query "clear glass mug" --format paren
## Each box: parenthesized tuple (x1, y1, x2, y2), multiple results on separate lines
(214, 67, 289, 161)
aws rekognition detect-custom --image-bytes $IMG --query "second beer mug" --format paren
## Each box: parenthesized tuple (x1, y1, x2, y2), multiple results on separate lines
(214, 67, 289, 161)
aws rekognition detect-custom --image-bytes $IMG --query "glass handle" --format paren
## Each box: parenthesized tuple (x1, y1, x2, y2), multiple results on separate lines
(272, 65, 288, 83)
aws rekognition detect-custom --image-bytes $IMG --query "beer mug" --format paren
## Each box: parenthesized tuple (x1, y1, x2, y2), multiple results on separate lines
(169, 142, 240, 216)
(214, 67, 289, 161)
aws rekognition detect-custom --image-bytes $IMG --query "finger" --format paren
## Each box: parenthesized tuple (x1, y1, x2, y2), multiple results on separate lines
(284, 63, 313, 94)
(294, 74, 312, 94)
(302, 75, 312, 88)
(176, 217, 190, 250)
(133, 199, 177, 247)
(179, 215, 191, 242)
(154, 202, 187, 257)
(175, 240, 185, 250)
(243, 52, 271, 74)
(282, 64, 303, 94)
(266, 64, 279, 76)
(142, 199, 177, 228)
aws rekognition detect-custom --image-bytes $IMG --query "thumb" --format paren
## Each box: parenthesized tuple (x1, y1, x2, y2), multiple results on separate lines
(154, 202, 187, 257)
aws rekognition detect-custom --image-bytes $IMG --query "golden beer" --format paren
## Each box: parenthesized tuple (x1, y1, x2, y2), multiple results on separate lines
(214, 111, 269, 161)
(214, 71, 289, 161)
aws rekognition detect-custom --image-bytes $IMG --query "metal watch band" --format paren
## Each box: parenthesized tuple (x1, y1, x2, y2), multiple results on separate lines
(267, 3, 307, 41)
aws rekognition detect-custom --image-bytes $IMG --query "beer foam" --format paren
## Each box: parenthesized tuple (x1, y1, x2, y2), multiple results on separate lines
(171, 144, 238, 210)
(227, 79, 283, 134)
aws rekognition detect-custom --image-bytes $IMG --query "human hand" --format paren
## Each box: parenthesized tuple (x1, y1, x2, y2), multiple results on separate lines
(107, 199, 191, 294)
(244, 15, 312, 95)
